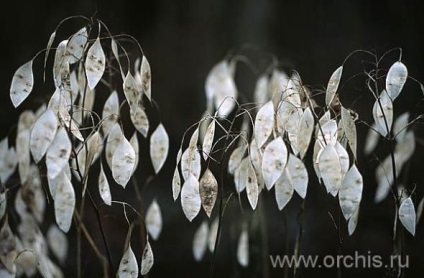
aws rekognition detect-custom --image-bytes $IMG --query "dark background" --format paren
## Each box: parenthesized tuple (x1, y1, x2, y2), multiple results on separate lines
(1, 0, 424, 277)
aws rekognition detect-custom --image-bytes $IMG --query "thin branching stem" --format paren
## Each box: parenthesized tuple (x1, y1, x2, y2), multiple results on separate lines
(87, 190, 115, 274)
(73, 210, 109, 278)
(209, 103, 243, 278)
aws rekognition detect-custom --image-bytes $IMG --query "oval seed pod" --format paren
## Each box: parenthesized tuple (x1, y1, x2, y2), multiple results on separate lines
(140, 240, 154, 275)
(283, 79, 301, 108)
(117, 245, 138, 278)
(386, 61, 408, 101)
(364, 123, 380, 155)
(123, 71, 142, 110)
(30, 108, 58, 163)
(268, 69, 289, 108)
(66, 27, 88, 64)
(181, 147, 201, 181)
(281, 103, 303, 154)
(181, 127, 200, 180)
(341, 107, 357, 159)
(249, 138, 264, 188)
(339, 165, 363, 220)
(237, 227, 249, 267)
(399, 197, 416, 236)
(319, 143, 343, 196)
(274, 168, 294, 211)
(205, 60, 238, 118)
(53, 39, 70, 89)
(261, 137, 288, 190)
(112, 136, 136, 188)
(286, 154, 308, 199)
(47, 87, 70, 117)
(199, 168, 218, 217)
(193, 220, 209, 262)
(228, 144, 247, 175)
(374, 155, 395, 203)
(335, 141, 349, 178)
(46, 127, 71, 180)
(312, 141, 322, 182)
(130, 132, 139, 174)
(317, 119, 338, 147)
(393, 112, 410, 142)
(395, 130, 415, 168)
(254, 74, 269, 107)
(54, 173, 75, 233)
(325, 66, 343, 107)
(246, 160, 259, 210)
(130, 105, 149, 138)
(254, 101, 275, 149)
(85, 37, 105, 90)
(102, 90, 120, 136)
(47, 167, 70, 201)
(140, 56, 152, 101)
(46, 224, 68, 264)
(297, 107, 314, 159)
(10, 60, 34, 108)
(172, 166, 181, 201)
(276, 100, 299, 134)
(150, 124, 169, 174)
(145, 199, 163, 240)
(181, 174, 201, 222)
(202, 120, 215, 161)
(234, 157, 249, 193)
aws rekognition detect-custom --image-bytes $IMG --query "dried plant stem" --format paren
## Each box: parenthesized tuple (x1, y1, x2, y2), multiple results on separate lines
(209, 106, 241, 278)
(74, 210, 109, 278)
(371, 70, 404, 278)
(293, 198, 306, 278)
(258, 197, 270, 278)
(87, 190, 115, 274)
(131, 175, 147, 265)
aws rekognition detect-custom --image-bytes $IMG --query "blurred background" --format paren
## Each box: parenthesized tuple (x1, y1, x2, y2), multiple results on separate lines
(1, 0, 423, 277)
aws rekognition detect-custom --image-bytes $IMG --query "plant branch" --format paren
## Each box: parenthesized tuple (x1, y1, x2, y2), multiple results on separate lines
(73, 210, 109, 278)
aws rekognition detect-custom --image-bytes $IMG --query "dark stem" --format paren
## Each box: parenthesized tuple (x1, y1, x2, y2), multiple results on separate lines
(73, 210, 109, 278)
(209, 187, 224, 278)
(209, 109, 241, 278)
(293, 197, 306, 278)
(131, 175, 148, 271)
(258, 195, 270, 278)
(87, 190, 115, 275)
(337, 202, 343, 278)
(370, 63, 404, 277)
(283, 209, 290, 278)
